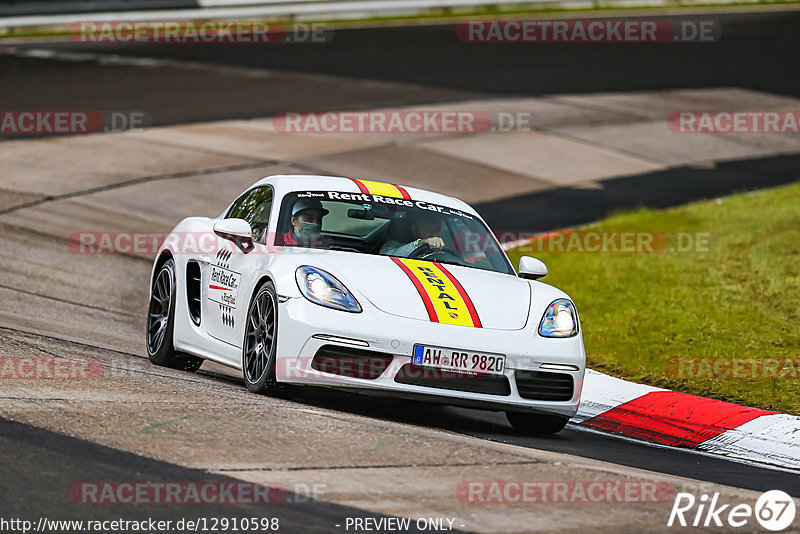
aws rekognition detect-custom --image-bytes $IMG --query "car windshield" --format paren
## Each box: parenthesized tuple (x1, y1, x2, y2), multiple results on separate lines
(276, 191, 515, 275)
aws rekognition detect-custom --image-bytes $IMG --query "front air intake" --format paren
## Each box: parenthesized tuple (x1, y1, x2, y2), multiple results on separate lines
(515, 370, 574, 401)
(311, 345, 394, 380)
(394, 364, 511, 396)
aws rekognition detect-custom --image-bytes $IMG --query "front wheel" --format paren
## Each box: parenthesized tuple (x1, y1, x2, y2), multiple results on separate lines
(146, 258, 203, 372)
(242, 281, 281, 395)
(506, 411, 569, 435)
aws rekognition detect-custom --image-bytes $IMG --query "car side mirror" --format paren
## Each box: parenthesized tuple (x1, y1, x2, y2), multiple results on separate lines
(214, 218, 254, 253)
(518, 256, 547, 280)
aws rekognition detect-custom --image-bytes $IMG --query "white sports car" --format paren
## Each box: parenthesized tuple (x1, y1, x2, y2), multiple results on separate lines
(147, 175, 585, 434)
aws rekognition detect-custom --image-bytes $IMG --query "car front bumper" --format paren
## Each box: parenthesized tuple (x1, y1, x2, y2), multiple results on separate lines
(275, 296, 586, 418)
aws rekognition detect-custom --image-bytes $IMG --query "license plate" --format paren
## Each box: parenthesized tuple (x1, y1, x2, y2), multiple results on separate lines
(412, 344, 505, 375)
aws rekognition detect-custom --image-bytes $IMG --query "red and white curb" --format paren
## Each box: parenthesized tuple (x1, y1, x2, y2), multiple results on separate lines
(574, 369, 800, 471)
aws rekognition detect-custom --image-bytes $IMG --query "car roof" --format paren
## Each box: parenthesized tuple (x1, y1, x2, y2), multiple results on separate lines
(253, 174, 479, 217)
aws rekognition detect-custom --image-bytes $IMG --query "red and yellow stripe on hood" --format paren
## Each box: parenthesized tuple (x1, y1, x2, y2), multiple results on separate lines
(350, 178, 411, 200)
(391, 258, 482, 328)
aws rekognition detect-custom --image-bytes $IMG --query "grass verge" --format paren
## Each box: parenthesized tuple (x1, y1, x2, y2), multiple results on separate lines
(506, 182, 800, 414)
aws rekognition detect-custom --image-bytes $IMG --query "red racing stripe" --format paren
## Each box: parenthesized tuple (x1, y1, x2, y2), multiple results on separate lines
(582, 391, 777, 447)
(391, 257, 438, 322)
(208, 285, 232, 291)
(435, 262, 482, 328)
(350, 178, 371, 195)
(394, 184, 412, 200)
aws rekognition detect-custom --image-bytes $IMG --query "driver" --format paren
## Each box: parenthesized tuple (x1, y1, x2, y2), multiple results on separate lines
(284, 198, 329, 246)
(381, 211, 445, 257)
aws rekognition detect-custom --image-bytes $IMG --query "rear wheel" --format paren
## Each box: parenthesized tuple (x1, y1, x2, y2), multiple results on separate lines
(242, 281, 281, 395)
(146, 258, 203, 372)
(506, 411, 569, 435)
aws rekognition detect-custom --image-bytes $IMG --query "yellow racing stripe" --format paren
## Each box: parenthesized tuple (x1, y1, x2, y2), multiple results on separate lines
(350, 178, 411, 200)
(392, 258, 481, 327)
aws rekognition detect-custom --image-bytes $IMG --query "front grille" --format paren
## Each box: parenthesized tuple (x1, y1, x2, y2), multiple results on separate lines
(394, 363, 511, 396)
(515, 370, 574, 401)
(311, 345, 393, 380)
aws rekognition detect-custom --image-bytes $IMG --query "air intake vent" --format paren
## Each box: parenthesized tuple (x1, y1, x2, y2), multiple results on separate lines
(515, 370, 574, 401)
(395, 364, 511, 396)
(312, 345, 393, 380)
(186, 261, 201, 326)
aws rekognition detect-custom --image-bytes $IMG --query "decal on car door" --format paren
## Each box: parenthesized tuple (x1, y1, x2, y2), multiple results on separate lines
(208, 248, 241, 328)
(391, 257, 482, 328)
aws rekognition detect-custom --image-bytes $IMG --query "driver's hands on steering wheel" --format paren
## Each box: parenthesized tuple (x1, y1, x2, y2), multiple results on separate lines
(409, 238, 462, 263)
(419, 236, 445, 251)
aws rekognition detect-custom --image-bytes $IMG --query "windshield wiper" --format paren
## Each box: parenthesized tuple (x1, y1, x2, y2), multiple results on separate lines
(329, 245, 360, 253)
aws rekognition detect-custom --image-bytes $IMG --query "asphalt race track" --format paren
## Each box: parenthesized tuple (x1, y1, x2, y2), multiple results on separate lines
(0, 417, 447, 533)
(3, 11, 800, 126)
(266, 387, 800, 493)
(1, 8, 800, 532)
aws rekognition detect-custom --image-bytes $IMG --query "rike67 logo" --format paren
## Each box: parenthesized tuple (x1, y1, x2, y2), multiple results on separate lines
(668, 490, 796, 531)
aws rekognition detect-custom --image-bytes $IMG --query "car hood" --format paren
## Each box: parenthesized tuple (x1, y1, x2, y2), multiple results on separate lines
(318, 253, 532, 331)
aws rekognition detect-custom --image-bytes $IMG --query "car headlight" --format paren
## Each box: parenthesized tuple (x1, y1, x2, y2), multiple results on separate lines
(538, 299, 578, 338)
(295, 266, 362, 313)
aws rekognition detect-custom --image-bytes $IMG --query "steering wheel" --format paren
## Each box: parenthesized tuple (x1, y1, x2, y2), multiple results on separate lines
(409, 243, 463, 263)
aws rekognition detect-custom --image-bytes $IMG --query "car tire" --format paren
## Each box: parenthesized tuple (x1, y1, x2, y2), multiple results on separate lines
(146, 258, 203, 372)
(242, 281, 282, 395)
(505, 411, 569, 435)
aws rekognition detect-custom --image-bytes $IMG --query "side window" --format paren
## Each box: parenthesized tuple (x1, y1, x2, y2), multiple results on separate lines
(227, 187, 273, 244)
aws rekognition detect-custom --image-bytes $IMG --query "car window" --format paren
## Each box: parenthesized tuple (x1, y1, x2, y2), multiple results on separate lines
(322, 201, 389, 236)
(227, 186, 273, 244)
(276, 191, 514, 276)
(447, 217, 495, 270)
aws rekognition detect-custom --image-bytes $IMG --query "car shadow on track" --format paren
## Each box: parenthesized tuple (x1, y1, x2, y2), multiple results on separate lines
(196, 365, 563, 441)
(195, 365, 800, 494)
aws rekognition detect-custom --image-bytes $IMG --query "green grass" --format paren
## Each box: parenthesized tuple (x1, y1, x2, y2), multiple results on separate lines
(506, 182, 800, 414)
